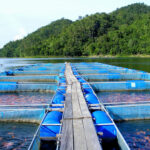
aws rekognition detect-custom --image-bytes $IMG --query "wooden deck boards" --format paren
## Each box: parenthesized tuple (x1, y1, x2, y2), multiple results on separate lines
(60, 63, 102, 150)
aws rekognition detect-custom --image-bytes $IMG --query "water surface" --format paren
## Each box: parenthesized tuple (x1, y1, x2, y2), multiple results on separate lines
(0, 92, 54, 105)
(116, 120, 150, 150)
(0, 122, 38, 150)
(1, 57, 150, 72)
(97, 91, 150, 104)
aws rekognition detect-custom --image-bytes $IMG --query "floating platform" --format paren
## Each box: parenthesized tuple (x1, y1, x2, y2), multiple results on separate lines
(0, 62, 149, 150)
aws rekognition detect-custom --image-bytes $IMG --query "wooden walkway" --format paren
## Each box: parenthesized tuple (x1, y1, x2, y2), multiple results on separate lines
(60, 63, 102, 150)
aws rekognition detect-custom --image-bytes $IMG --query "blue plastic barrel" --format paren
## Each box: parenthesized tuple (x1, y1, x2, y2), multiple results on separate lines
(85, 93, 99, 104)
(76, 76, 81, 79)
(58, 85, 66, 89)
(40, 111, 62, 137)
(5, 70, 14, 76)
(82, 84, 90, 88)
(57, 88, 66, 94)
(92, 111, 117, 141)
(78, 78, 86, 83)
(59, 72, 64, 76)
(43, 111, 62, 124)
(83, 88, 93, 94)
(73, 72, 79, 75)
(52, 93, 65, 104)
(59, 78, 66, 84)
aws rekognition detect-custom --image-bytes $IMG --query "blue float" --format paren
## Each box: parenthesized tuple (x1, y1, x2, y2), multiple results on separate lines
(5, 70, 14, 76)
(59, 72, 64, 76)
(84, 93, 99, 104)
(40, 111, 62, 137)
(82, 84, 90, 88)
(52, 94, 65, 104)
(92, 111, 117, 141)
(83, 88, 93, 94)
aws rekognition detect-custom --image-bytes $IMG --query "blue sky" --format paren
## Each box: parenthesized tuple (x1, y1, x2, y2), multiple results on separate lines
(0, 0, 150, 48)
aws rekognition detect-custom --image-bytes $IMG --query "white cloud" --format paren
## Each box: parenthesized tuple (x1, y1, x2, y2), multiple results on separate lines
(14, 28, 27, 41)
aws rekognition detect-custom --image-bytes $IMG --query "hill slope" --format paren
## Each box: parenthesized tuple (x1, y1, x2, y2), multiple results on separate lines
(1, 3, 150, 57)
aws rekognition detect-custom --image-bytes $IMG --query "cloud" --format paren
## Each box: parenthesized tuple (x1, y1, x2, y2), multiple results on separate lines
(14, 28, 27, 41)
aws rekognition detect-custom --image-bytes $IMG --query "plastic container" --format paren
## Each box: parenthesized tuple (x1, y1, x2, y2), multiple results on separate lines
(52, 94, 65, 104)
(82, 84, 90, 89)
(85, 93, 99, 104)
(5, 70, 14, 76)
(83, 88, 93, 94)
(92, 111, 117, 141)
(40, 111, 62, 137)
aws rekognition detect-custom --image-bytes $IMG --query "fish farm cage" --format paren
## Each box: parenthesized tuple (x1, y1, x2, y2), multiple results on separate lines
(0, 62, 149, 150)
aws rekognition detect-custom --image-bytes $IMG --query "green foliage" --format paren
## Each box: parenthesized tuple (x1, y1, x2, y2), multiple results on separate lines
(1, 3, 150, 57)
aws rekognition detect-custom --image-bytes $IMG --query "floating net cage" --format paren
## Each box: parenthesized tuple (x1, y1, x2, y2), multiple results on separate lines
(0, 63, 66, 150)
(96, 91, 150, 105)
(0, 75, 58, 82)
(0, 62, 150, 150)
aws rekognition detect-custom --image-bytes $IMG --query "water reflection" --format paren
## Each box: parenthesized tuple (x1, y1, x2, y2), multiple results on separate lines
(0, 57, 150, 72)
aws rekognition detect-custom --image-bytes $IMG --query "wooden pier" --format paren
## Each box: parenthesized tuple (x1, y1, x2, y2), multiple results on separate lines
(60, 63, 102, 150)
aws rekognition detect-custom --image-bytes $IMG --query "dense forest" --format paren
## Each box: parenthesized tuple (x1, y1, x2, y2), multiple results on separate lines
(1, 3, 150, 57)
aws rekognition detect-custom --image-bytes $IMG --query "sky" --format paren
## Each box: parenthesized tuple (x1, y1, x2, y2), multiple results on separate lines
(0, 0, 150, 48)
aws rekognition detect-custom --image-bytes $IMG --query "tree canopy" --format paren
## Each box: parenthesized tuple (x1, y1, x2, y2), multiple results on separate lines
(1, 3, 150, 57)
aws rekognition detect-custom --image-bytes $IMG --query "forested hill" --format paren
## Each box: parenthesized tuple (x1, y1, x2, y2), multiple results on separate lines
(1, 3, 150, 57)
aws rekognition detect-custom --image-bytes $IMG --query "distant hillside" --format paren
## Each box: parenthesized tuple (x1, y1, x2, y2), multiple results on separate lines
(1, 3, 150, 57)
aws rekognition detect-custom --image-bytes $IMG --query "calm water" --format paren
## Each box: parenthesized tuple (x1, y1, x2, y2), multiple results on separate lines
(0, 122, 38, 150)
(116, 120, 150, 150)
(96, 91, 150, 104)
(0, 92, 54, 105)
(0, 57, 150, 72)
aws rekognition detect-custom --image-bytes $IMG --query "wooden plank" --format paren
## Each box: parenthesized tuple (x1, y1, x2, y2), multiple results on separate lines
(73, 119, 87, 150)
(60, 119, 73, 150)
(63, 63, 102, 150)
(72, 83, 82, 119)
(63, 85, 73, 119)
(65, 66, 72, 84)
(76, 80, 91, 118)
(83, 118, 102, 150)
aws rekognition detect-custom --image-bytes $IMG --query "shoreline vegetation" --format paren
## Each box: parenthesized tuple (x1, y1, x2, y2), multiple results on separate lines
(1, 54, 150, 58)
(1, 3, 150, 58)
